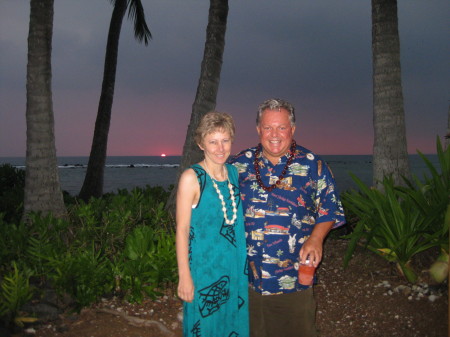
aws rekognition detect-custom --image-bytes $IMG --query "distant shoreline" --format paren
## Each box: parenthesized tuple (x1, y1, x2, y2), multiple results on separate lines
(0, 154, 439, 196)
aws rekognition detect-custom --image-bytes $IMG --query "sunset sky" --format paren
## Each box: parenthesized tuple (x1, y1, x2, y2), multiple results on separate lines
(0, 0, 448, 157)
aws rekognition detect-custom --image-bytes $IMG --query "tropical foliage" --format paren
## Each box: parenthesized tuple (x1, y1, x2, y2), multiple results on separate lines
(0, 186, 177, 326)
(342, 138, 450, 283)
(0, 262, 36, 327)
(0, 164, 25, 224)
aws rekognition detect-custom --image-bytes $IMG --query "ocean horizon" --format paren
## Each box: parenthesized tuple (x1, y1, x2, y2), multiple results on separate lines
(0, 154, 439, 196)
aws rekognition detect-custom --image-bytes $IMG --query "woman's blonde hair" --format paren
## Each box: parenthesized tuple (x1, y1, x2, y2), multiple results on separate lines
(195, 111, 235, 146)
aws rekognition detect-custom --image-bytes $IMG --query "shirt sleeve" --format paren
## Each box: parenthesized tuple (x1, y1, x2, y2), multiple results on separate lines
(313, 160, 346, 229)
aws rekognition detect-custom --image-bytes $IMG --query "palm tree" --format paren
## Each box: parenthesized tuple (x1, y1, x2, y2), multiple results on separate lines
(250, 182, 259, 199)
(23, 0, 67, 220)
(371, 0, 410, 187)
(166, 0, 229, 212)
(79, 0, 151, 201)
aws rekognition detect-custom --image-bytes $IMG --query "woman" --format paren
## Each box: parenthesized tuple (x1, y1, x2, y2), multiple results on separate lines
(176, 111, 249, 337)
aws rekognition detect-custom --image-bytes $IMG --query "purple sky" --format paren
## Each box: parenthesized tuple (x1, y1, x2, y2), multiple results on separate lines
(0, 0, 448, 157)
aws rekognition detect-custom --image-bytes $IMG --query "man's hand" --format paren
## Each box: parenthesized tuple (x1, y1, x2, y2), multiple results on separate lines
(299, 221, 334, 267)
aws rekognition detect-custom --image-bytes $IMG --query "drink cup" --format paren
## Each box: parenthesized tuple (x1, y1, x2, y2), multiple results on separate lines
(298, 260, 315, 286)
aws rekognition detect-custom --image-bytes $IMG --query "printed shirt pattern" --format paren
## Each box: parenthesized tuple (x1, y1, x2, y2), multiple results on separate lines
(231, 144, 345, 295)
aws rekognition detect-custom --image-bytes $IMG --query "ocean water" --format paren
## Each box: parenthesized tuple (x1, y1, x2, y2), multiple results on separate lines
(0, 154, 439, 196)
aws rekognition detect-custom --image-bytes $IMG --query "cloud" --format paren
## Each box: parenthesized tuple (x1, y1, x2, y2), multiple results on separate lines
(0, 0, 448, 156)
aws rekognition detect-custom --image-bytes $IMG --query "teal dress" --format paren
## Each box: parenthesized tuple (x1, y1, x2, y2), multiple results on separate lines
(183, 164, 249, 337)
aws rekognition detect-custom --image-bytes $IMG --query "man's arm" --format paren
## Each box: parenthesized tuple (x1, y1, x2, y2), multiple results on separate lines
(299, 221, 334, 267)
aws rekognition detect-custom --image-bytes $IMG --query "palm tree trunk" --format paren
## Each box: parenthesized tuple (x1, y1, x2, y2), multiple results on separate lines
(79, 0, 127, 201)
(24, 0, 66, 220)
(166, 0, 229, 213)
(372, 0, 411, 187)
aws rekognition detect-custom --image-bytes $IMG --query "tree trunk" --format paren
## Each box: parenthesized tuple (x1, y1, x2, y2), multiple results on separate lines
(79, 0, 127, 201)
(372, 0, 410, 188)
(23, 0, 67, 220)
(166, 0, 229, 214)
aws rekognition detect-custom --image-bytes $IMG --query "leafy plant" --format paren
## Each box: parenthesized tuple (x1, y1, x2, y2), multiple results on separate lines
(114, 225, 177, 303)
(151, 228, 177, 285)
(0, 262, 36, 327)
(342, 175, 438, 282)
(0, 164, 25, 223)
(116, 226, 160, 302)
(70, 200, 129, 257)
(26, 214, 68, 278)
(342, 138, 450, 283)
(400, 137, 450, 251)
(45, 246, 114, 310)
(0, 185, 177, 314)
(0, 217, 30, 271)
(69, 186, 174, 259)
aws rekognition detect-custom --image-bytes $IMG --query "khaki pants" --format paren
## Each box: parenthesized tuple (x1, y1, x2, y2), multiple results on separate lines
(249, 288, 318, 337)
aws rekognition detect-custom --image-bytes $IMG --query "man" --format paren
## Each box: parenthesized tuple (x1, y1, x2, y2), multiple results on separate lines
(231, 98, 345, 337)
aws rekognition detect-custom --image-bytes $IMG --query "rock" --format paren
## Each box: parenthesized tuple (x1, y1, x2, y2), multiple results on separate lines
(428, 295, 438, 302)
(24, 327, 36, 335)
(177, 311, 183, 322)
(22, 302, 60, 322)
(394, 285, 411, 296)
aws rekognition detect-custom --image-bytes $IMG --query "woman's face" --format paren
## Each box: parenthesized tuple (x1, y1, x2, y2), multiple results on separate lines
(199, 129, 232, 166)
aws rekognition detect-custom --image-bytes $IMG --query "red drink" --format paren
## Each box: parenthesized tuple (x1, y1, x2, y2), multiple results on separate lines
(298, 261, 315, 286)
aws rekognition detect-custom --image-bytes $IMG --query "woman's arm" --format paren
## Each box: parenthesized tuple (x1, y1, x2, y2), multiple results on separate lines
(175, 169, 199, 303)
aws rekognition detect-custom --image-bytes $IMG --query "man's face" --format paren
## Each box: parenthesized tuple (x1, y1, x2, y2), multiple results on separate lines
(256, 108, 296, 164)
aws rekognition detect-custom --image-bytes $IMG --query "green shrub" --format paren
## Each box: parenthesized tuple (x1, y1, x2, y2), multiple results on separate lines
(150, 228, 177, 285)
(45, 246, 114, 310)
(69, 186, 174, 258)
(0, 185, 177, 313)
(342, 176, 438, 283)
(25, 213, 69, 278)
(113, 225, 176, 303)
(400, 138, 449, 251)
(0, 262, 36, 327)
(342, 138, 450, 283)
(0, 216, 29, 271)
(0, 164, 25, 223)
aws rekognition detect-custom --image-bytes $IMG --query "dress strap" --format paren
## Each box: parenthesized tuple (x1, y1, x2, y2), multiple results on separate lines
(190, 164, 207, 206)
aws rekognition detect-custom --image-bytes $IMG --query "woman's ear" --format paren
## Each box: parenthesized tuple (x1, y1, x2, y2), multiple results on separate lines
(197, 142, 204, 151)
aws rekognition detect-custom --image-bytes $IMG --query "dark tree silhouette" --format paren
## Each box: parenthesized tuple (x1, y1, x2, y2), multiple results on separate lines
(166, 0, 229, 213)
(79, 0, 151, 201)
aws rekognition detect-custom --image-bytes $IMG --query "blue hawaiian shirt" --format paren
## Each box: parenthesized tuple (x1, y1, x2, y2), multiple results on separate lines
(230, 144, 345, 295)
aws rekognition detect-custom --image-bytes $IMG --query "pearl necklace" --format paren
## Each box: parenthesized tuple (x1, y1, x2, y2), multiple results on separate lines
(254, 140, 296, 192)
(203, 161, 238, 225)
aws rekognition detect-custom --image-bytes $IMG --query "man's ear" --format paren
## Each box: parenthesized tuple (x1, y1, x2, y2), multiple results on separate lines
(256, 125, 261, 137)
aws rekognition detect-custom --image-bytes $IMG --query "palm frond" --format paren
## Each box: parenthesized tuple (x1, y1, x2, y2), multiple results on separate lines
(127, 0, 152, 45)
